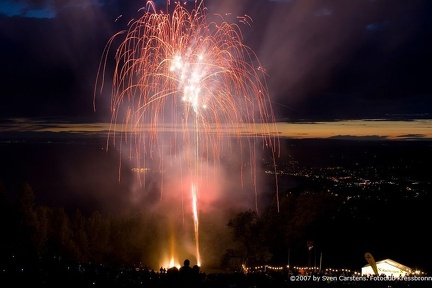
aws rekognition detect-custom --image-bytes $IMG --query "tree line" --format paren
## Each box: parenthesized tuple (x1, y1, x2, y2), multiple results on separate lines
(0, 181, 160, 268)
(1, 180, 346, 271)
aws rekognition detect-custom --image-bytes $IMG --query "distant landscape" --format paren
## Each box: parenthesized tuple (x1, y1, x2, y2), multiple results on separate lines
(1, 137, 431, 274)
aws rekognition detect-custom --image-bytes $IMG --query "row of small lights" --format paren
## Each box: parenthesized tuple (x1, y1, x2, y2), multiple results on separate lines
(246, 265, 426, 276)
(246, 265, 359, 274)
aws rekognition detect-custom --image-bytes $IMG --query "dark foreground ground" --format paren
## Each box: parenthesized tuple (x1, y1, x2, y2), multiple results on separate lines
(1, 260, 429, 288)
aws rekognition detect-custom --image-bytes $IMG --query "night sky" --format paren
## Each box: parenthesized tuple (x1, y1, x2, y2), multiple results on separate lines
(1, 0, 431, 122)
(1, 0, 432, 274)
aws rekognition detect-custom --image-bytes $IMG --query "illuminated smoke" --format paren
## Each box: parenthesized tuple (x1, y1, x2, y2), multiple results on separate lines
(95, 0, 279, 267)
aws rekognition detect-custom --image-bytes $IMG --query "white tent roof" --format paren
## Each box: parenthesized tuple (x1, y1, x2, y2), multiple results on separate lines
(362, 259, 412, 276)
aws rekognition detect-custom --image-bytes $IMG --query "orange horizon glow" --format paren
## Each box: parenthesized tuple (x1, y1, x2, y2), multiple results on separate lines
(2, 119, 432, 141)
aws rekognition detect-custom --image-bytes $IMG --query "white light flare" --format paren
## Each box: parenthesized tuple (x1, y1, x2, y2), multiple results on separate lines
(170, 53, 207, 114)
(191, 183, 201, 266)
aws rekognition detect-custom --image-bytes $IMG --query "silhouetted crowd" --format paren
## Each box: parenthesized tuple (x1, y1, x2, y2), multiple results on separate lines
(1, 255, 428, 287)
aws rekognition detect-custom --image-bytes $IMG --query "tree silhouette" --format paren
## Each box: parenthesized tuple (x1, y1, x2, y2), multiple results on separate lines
(223, 209, 271, 270)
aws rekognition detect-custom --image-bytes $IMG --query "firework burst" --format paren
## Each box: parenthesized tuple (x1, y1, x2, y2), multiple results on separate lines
(95, 0, 279, 267)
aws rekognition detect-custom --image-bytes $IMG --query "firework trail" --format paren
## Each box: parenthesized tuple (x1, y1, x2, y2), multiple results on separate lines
(95, 0, 279, 266)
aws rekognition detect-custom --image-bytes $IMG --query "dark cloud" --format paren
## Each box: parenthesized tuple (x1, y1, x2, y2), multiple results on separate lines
(0, 1, 48, 17)
(201, 0, 432, 120)
(0, 0, 107, 18)
(329, 135, 389, 141)
(397, 134, 430, 140)
(0, 0, 127, 119)
(1, 0, 431, 121)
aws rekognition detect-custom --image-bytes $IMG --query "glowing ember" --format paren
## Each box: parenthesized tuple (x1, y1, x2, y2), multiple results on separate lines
(191, 183, 200, 266)
(169, 257, 178, 269)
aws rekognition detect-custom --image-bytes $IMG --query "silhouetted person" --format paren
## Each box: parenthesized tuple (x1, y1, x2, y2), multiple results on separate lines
(166, 266, 179, 287)
(192, 265, 201, 288)
(179, 259, 194, 286)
